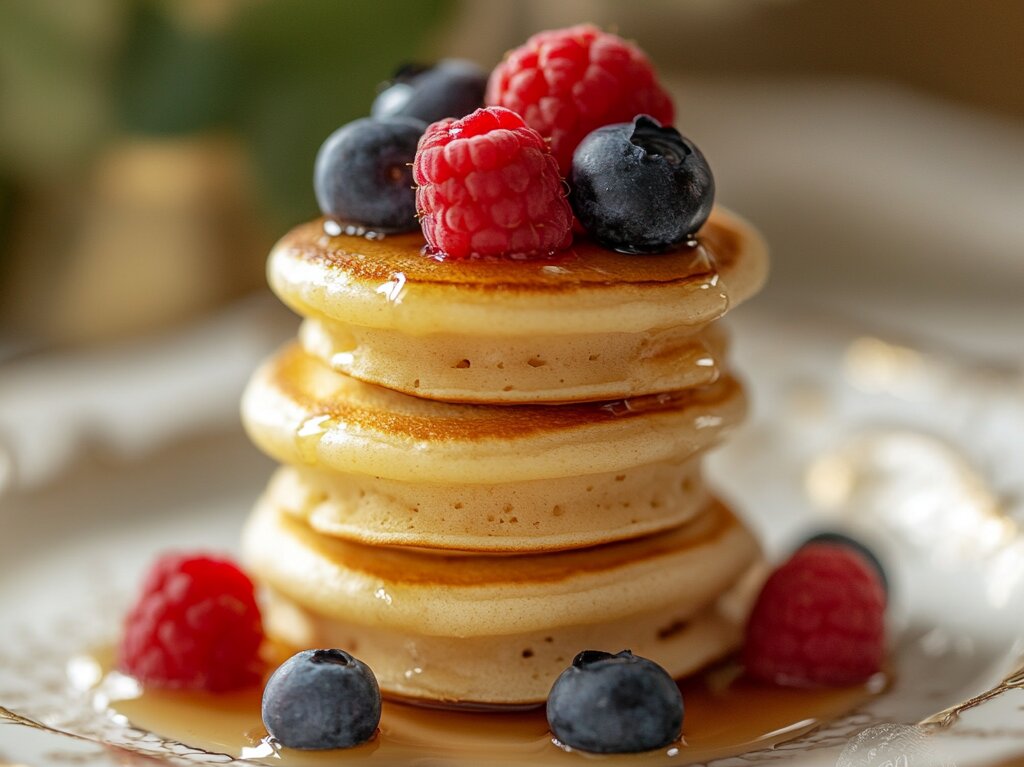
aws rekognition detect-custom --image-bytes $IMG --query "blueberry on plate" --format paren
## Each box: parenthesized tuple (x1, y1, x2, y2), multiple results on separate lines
(372, 59, 487, 124)
(313, 116, 425, 233)
(799, 531, 889, 595)
(547, 649, 683, 753)
(570, 115, 714, 254)
(262, 649, 381, 750)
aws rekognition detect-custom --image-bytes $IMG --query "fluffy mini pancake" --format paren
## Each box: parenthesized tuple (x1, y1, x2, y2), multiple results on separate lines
(298, 317, 729, 404)
(241, 493, 759, 639)
(269, 207, 766, 336)
(267, 207, 767, 403)
(241, 344, 747, 484)
(267, 456, 709, 552)
(260, 569, 760, 706)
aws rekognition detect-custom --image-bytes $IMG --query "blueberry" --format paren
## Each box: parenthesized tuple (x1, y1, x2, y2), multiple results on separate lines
(799, 531, 890, 595)
(570, 115, 714, 254)
(546, 650, 683, 753)
(261, 649, 380, 750)
(372, 59, 487, 125)
(313, 117, 425, 232)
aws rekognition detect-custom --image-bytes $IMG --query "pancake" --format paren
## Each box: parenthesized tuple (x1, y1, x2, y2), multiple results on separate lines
(268, 206, 767, 403)
(260, 571, 760, 706)
(241, 343, 747, 484)
(298, 315, 729, 404)
(245, 495, 761, 705)
(266, 455, 709, 552)
(241, 493, 759, 640)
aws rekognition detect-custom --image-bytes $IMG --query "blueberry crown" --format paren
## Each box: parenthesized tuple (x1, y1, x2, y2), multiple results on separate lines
(310, 649, 354, 666)
(572, 649, 634, 668)
(629, 116, 691, 166)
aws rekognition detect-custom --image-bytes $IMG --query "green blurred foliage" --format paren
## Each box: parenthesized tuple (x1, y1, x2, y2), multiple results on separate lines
(0, 0, 120, 285)
(0, 0, 454, 245)
(0, 0, 117, 177)
(116, 2, 237, 136)
(0, 176, 14, 287)
(114, 0, 453, 227)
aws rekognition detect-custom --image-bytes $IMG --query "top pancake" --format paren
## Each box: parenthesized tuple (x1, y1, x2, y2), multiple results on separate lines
(270, 206, 767, 336)
(268, 207, 767, 403)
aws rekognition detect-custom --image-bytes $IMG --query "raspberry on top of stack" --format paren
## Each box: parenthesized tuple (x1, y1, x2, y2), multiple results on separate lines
(487, 24, 675, 175)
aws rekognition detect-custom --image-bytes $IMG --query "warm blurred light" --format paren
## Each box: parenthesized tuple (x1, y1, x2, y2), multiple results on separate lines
(805, 430, 1017, 563)
(843, 337, 929, 397)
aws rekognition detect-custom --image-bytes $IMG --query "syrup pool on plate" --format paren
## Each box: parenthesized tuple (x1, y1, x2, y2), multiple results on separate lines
(73, 650, 886, 765)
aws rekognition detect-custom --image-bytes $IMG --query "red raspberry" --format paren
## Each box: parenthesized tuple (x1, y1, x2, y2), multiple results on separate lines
(413, 106, 572, 260)
(119, 553, 264, 691)
(743, 544, 885, 687)
(486, 24, 674, 174)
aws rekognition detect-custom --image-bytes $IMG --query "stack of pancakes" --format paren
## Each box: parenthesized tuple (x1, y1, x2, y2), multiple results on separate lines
(241, 207, 769, 706)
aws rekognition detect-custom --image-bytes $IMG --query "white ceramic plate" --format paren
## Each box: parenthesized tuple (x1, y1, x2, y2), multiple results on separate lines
(2, 305, 1024, 767)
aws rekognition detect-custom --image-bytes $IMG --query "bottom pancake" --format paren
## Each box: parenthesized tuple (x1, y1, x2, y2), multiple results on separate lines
(243, 494, 762, 705)
(261, 569, 761, 706)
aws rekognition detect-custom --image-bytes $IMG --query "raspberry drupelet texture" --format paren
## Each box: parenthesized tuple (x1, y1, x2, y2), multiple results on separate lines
(413, 106, 573, 260)
(486, 24, 675, 174)
(119, 553, 264, 691)
(744, 544, 886, 687)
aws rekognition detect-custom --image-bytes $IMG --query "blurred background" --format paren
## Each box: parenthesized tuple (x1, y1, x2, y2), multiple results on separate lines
(0, 0, 1021, 488)
(4, 7, 1024, 763)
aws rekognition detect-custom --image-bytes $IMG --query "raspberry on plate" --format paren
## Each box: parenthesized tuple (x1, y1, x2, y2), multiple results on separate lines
(486, 24, 674, 174)
(119, 553, 264, 692)
(413, 106, 573, 260)
(743, 543, 885, 687)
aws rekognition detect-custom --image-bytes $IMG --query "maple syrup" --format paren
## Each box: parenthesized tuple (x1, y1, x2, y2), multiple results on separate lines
(78, 651, 885, 765)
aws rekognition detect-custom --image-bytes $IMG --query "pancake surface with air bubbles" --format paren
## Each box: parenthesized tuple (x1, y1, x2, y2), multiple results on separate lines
(243, 493, 762, 705)
(266, 455, 710, 553)
(241, 343, 747, 485)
